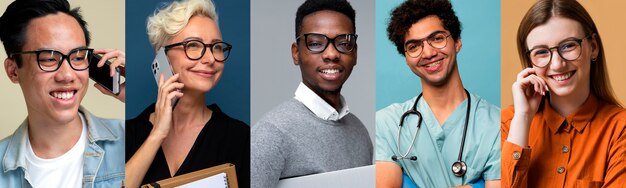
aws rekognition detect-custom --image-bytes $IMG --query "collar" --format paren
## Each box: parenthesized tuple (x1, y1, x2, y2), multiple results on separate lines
(294, 82, 350, 121)
(542, 94, 599, 134)
(3, 106, 120, 172)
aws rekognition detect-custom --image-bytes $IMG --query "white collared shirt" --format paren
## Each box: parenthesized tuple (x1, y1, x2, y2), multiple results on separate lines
(294, 82, 350, 121)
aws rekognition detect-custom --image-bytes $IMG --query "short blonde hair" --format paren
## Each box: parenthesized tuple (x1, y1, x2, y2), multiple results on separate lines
(147, 0, 218, 50)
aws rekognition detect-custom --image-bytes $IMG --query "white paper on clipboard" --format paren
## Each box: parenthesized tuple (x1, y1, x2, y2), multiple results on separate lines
(177, 172, 228, 188)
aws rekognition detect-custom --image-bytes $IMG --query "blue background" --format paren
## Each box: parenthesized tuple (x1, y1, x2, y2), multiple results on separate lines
(125, 0, 250, 124)
(376, 0, 500, 110)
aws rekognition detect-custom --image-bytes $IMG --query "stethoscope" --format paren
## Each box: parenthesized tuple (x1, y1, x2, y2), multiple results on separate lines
(392, 89, 471, 177)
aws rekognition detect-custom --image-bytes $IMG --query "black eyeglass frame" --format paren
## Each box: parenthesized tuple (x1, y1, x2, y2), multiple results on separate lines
(164, 39, 233, 62)
(296, 33, 358, 54)
(525, 34, 592, 68)
(10, 48, 94, 72)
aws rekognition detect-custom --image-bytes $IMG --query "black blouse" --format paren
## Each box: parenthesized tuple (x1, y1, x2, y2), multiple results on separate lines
(126, 103, 250, 187)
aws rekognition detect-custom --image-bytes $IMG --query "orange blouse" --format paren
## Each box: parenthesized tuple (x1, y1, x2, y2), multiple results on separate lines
(501, 95, 626, 188)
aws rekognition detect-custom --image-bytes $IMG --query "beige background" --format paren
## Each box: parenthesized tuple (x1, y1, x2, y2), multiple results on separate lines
(0, 0, 125, 138)
(501, 1, 626, 108)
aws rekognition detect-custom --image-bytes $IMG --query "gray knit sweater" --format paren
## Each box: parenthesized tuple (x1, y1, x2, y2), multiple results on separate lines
(251, 98, 373, 188)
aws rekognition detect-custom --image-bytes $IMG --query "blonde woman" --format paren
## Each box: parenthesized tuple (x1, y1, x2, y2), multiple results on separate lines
(125, 0, 249, 187)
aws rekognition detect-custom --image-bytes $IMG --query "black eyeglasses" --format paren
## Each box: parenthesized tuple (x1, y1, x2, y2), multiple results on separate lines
(164, 39, 232, 62)
(10, 48, 94, 72)
(296, 33, 357, 54)
(404, 31, 451, 58)
(526, 35, 591, 68)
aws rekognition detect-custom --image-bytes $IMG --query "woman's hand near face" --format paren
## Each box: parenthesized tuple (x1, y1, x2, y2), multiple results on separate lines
(512, 67, 548, 116)
(508, 67, 548, 147)
(149, 73, 184, 140)
(93, 49, 126, 102)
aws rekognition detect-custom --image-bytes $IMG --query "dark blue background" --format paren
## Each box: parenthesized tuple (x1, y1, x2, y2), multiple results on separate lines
(125, 0, 250, 124)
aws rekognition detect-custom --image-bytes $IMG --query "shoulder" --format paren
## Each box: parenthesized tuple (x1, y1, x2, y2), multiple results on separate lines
(342, 113, 365, 125)
(82, 107, 124, 136)
(471, 94, 501, 115)
(0, 137, 16, 183)
(597, 103, 626, 120)
(208, 104, 250, 133)
(255, 99, 309, 128)
(595, 103, 626, 131)
(470, 93, 501, 126)
(0, 136, 10, 161)
(376, 97, 416, 123)
(90, 114, 124, 132)
(126, 103, 156, 127)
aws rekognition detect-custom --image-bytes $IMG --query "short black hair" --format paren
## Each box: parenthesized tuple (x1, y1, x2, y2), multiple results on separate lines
(0, 0, 90, 67)
(295, 0, 356, 39)
(387, 0, 461, 55)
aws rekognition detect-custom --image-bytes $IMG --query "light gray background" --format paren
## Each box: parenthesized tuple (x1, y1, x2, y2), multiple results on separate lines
(251, 0, 375, 143)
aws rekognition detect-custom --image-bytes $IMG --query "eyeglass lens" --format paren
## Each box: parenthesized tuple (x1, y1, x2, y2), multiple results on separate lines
(404, 32, 449, 58)
(184, 40, 231, 61)
(304, 34, 356, 53)
(37, 49, 91, 71)
(529, 39, 582, 67)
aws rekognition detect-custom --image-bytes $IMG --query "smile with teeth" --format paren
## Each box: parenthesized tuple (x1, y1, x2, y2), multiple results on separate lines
(51, 90, 76, 100)
(552, 72, 573, 81)
(320, 69, 341, 74)
(423, 60, 442, 68)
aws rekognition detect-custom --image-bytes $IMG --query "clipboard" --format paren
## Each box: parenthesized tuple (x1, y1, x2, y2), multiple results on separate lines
(141, 163, 239, 188)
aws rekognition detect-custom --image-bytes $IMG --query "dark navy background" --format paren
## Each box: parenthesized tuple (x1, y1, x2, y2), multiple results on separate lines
(125, 0, 250, 124)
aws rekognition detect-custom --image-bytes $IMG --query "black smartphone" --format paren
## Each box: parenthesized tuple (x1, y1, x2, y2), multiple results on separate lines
(89, 54, 120, 95)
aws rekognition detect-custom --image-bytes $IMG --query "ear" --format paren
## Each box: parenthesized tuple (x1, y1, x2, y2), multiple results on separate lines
(454, 38, 462, 53)
(291, 42, 300, 66)
(352, 44, 358, 66)
(590, 33, 599, 60)
(4, 58, 19, 83)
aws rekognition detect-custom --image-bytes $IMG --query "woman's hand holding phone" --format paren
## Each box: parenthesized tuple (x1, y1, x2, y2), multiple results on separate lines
(93, 49, 126, 102)
(508, 67, 549, 147)
(149, 73, 184, 140)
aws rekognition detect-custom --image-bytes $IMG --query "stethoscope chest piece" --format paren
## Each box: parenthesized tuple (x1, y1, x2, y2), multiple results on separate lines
(451, 160, 467, 177)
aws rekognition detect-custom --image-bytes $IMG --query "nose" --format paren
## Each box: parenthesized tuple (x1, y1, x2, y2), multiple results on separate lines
(548, 49, 567, 71)
(420, 41, 437, 59)
(321, 43, 340, 62)
(54, 59, 76, 83)
(200, 47, 216, 65)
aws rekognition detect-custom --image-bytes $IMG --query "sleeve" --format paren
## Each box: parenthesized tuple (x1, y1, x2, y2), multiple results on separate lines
(501, 107, 532, 188)
(482, 124, 501, 181)
(250, 120, 285, 188)
(602, 115, 626, 187)
(375, 106, 401, 164)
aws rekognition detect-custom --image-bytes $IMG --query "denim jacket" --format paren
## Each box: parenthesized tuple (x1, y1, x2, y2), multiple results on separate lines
(0, 106, 125, 188)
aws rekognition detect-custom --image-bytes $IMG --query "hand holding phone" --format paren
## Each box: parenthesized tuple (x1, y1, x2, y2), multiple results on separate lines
(89, 53, 120, 95)
(152, 48, 180, 107)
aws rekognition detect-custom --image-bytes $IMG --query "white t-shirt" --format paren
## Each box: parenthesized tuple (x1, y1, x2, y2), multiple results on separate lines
(24, 113, 87, 188)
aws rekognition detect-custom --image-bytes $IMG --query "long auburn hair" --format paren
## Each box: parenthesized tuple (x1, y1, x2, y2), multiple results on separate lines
(516, 0, 621, 107)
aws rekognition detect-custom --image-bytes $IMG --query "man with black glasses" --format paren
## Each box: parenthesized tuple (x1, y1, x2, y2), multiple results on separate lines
(251, 0, 372, 187)
(376, 0, 500, 187)
(0, 0, 124, 187)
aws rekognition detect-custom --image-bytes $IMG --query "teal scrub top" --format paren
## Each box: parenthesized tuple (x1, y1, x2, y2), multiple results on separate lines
(376, 93, 501, 187)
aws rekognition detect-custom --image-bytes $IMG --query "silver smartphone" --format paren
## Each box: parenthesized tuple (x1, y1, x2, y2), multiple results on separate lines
(89, 54, 120, 95)
(151, 48, 179, 106)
